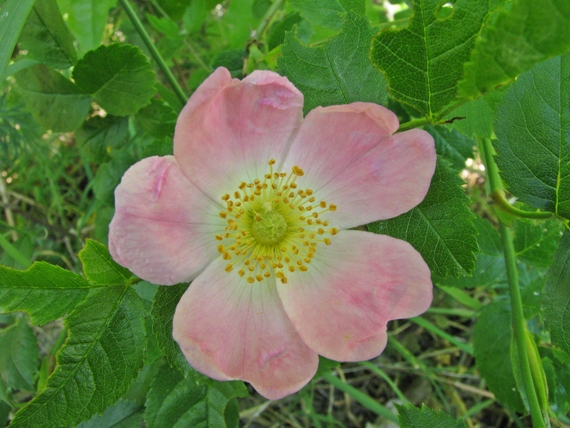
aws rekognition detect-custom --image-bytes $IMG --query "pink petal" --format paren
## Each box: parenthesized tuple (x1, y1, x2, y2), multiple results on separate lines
(172, 257, 319, 400)
(282, 103, 436, 229)
(277, 230, 432, 362)
(173, 67, 304, 200)
(109, 156, 224, 285)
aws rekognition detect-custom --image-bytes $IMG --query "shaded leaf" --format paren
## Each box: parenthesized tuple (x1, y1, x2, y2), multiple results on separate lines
(77, 399, 143, 428)
(93, 149, 137, 206)
(73, 44, 156, 116)
(368, 159, 478, 278)
(473, 299, 525, 412)
(136, 99, 177, 139)
(279, 12, 387, 114)
(513, 219, 564, 268)
(145, 365, 248, 428)
(75, 114, 129, 164)
(543, 230, 570, 355)
(460, 0, 570, 98)
(267, 12, 303, 51)
(19, 0, 77, 69)
(9, 286, 146, 428)
(494, 53, 570, 218)
(397, 403, 468, 428)
(14, 64, 91, 132)
(371, 0, 503, 119)
(79, 239, 132, 286)
(0, 262, 90, 325)
(0, 317, 39, 392)
(425, 125, 474, 170)
(289, 0, 364, 29)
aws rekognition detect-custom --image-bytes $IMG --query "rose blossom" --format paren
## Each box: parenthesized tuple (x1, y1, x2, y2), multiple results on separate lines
(109, 67, 436, 399)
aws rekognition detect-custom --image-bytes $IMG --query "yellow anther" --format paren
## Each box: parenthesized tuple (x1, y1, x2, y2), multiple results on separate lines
(222, 252, 231, 260)
(256, 275, 263, 282)
(268, 159, 276, 165)
(215, 234, 223, 241)
(312, 212, 319, 218)
(225, 264, 233, 272)
(290, 183, 297, 189)
(318, 228, 324, 235)
(247, 276, 255, 284)
(304, 258, 312, 264)
(222, 194, 230, 201)
(309, 197, 315, 203)
(306, 189, 313, 195)
(292, 165, 305, 176)
(324, 238, 331, 245)
(238, 269, 245, 277)
(330, 228, 338, 235)
(217, 244, 224, 253)
(264, 271, 271, 277)
(299, 265, 308, 272)
(289, 266, 295, 272)
(239, 182, 246, 189)
(219, 212, 227, 218)
(329, 204, 337, 211)
(320, 201, 327, 208)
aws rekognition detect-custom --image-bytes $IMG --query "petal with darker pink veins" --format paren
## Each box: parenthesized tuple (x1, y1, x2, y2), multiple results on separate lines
(283, 103, 436, 229)
(173, 257, 319, 400)
(174, 67, 304, 200)
(109, 156, 224, 285)
(277, 230, 432, 362)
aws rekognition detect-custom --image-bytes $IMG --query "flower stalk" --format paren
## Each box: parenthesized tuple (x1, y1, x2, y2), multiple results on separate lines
(119, 0, 188, 106)
(480, 137, 547, 428)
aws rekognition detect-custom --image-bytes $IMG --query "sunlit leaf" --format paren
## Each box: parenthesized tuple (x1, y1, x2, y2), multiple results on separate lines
(79, 239, 132, 286)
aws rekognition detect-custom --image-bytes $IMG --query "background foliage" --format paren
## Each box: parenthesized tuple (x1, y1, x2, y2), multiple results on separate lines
(1, 0, 570, 426)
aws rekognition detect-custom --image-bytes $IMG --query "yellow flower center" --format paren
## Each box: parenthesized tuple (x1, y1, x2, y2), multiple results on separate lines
(216, 159, 338, 284)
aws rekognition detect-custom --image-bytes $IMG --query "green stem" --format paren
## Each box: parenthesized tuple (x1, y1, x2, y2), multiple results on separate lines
(359, 361, 409, 403)
(253, 0, 284, 41)
(119, 0, 187, 105)
(491, 190, 553, 219)
(322, 372, 398, 423)
(480, 137, 547, 428)
(397, 117, 431, 132)
(411, 316, 473, 355)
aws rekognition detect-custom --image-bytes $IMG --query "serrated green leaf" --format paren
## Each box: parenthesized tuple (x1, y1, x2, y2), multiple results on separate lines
(289, 0, 363, 29)
(459, 0, 570, 99)
(267, 12, 303, 51)
(543, 231, 570, 355)
(473, 300, 525, 412)
(0, 317, 39, 392)
(136, 98, 177, 139)
(371, 0, 503, 120)
(145, 365, 247, 428)
(19, 0, 77, 69)
(424, 125, 474, 170)
(397, 403, 468, 428)
(151, 283, 209, 383)
(75, 114, 129, 164)
(0, 262, 90, 325)
(368, 158, 478, 278)
(279, 12, 387, 113)
(56, 0, 117, 55)
(494, 53, 570, 218)
(9, 286, 146, 428)
(14, 64, 91, 132)
(79, 239, 132, 286)
(438, 217, 505, 288)
(77, 399, 143, 428)
(0, 0, 35, 82)
(72, 44, 156, 116)
(513, 219, 564, 268)
(445, 87, 506, 139)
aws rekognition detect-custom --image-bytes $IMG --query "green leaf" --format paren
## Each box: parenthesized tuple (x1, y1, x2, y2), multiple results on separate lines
(14, 64, 91, 132)
(397, 403, 468, 428)
(136, 98, 177, 139)
(438, 217, 505, 289)
(151, 283, 209, 383)
(183, 0, 215, 34)
(220, 0, 261, 50)
(72, 44, 156, 116)
(315, 356, 340, 378)
(543, 231, 570, 355)
(267, 12, 303, 51)
(145, 364, 248, 428)
(279, 12, 387, 114)
(93, 149, 137, 206)
(56, 0, 117, 55)
(513, 219, 564, 268)
(0, 317, 39, 392)
(79, 239, 132, 286)
(494, 53, 570, 218)
(424, 125, 474, 171)
(368, 158, 478, 278)
(74, 114, 129, 164)
(473, 299, 525, 412)
(445, 87, 506, 139)
(9, 286, 146, 428)
(0, 0, 35, 82)
(289, 0, 364, 29)
(19, 0, 77, 69)
(77, 399, 143, 428)
(459, 0, 570, 99)
(0, 262, 90, 325)
(371, 0, 503, 120)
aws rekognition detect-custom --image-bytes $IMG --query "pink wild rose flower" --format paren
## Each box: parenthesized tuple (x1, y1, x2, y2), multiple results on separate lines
(109, 67, 436, 400)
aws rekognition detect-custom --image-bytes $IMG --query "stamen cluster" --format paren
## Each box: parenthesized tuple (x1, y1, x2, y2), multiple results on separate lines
(216, 159, 338, 284)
